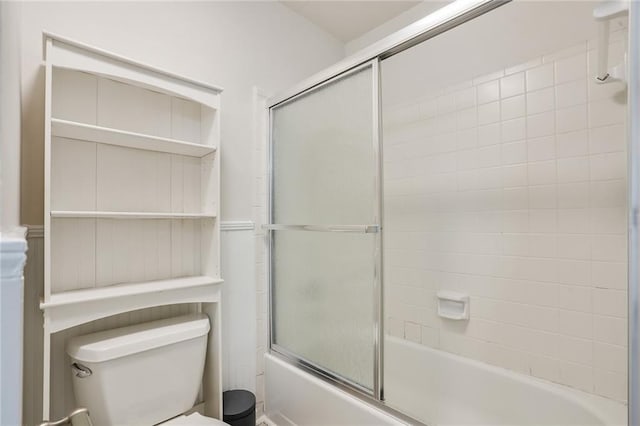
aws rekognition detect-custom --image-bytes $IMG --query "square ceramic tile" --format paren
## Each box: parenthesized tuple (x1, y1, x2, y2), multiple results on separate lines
(594, 369, 627, 401)
(529, 161, 557, 185)
(556, 130, 589, 158)
(589, 98, 626, 128)
(555, 53, 587, 84)
(558, 182, 589, 209)
(528, 136, 555, 162)
(527, 88, 555, 115)
(529, 184, 557, 208)
(593, 341, 627, 373)
(556, 104, 588, 134)
(478, 123, 500, 147)
(527, 111, 555, 138)
(501, 72, 525, 99)
(557, 156, 589, 183)
(594, 315, 627, 346)
(478, 101, 501, 125)
(457, 106, 478, 130)
(556, 79, 587, 109)
(502, 118, 526, 142)
(477, 80, 500, 104)
(590, 152, 626, 181)
(558, 284, 592, 310)
(526, 63, 554, 92)
(456, 87, 477, 110)
(501, 95, 526, 120)
(502, 140, 527, 165)
(589, 124, 626, 154)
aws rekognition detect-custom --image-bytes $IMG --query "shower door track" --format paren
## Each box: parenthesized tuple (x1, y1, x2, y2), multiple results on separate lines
(268, 0, 511, 109)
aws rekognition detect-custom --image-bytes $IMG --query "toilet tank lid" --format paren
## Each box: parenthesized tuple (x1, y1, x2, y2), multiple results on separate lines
(66, 313, 210, 363)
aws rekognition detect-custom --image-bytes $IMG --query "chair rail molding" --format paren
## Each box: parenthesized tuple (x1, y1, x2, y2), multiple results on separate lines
(220, 221, 255, 231)
(25, 225, 44, 239)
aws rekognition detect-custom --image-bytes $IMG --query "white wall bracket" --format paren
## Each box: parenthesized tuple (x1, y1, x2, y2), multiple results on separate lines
(594, 0, 629, 84)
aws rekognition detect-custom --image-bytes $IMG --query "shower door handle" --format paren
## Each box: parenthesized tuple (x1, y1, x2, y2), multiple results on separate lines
(262, 224, 380, 234)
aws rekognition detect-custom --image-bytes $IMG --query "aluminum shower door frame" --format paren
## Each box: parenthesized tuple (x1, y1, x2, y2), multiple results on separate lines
(628, 1, 640, 424)
(266, 59, 382, 398)
(265, 0, 519, 423)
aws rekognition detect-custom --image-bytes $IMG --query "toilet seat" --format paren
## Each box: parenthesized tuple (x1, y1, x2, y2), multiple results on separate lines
(163, 412, 230, 425)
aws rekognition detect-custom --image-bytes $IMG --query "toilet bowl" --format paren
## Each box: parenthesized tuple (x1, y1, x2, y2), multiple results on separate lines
(66, 314, 230, 426)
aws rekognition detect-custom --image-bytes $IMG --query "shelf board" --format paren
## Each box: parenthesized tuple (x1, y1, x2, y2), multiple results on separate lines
(40, 276, 224, 333)
(42, 275, 222, 308)
(51, 211, 216, 219)
(51, 118, 216, 158)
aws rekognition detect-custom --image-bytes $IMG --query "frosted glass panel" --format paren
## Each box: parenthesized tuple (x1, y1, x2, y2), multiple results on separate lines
(272, 231, 375, 390)
(270, 64, 378, 392)
(272, 66, 376, 225)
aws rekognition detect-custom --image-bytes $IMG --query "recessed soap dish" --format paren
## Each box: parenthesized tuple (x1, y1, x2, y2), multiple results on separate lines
(437, 291, 470, 320)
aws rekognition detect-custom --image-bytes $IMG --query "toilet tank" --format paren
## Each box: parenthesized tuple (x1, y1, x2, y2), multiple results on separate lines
(66, 314, 210, 426)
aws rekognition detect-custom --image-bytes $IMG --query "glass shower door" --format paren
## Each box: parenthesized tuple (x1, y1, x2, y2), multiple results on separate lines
(267, 61, 381, 393)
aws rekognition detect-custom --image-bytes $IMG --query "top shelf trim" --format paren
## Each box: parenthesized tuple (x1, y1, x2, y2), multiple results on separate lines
(43, 31, 223, 94)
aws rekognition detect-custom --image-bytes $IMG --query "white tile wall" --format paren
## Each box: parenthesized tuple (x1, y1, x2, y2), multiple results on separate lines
(253, 90, 269, 419)
(383, 35, 628, 403)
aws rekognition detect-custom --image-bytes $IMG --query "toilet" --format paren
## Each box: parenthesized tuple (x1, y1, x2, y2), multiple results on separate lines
(66, 314, 229, 426)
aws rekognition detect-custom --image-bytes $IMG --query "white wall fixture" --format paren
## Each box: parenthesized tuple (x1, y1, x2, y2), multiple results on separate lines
(0, 228, 27, 426)
(436, 291, 470, 321)
(594, 0, 629, 83)
(39, 33, 223, 421)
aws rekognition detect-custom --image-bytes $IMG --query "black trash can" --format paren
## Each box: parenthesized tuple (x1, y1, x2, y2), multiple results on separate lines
(223, 390, 256, 426)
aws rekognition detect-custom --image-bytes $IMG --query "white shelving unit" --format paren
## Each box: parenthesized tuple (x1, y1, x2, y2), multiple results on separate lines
(40, 33, 224, 422)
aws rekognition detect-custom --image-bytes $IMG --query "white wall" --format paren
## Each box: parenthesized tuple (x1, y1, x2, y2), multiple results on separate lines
(1, 1, 22, 232)
(382, 0, 628, 405)
(0, 4, 25, 424)
(345, 1, 449, 55)
(252, 89, 270, 419)
(19, 0, 345, 225)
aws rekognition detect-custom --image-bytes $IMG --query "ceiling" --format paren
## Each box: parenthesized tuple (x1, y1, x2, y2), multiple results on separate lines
(281, 1, 422, 43)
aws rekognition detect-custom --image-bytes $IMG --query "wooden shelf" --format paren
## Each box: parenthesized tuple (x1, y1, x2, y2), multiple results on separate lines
(51, 118, 216, 158)
(51, 210, 216, 219)
(40, 276, 224, 333)
(42, 275, 221, 308)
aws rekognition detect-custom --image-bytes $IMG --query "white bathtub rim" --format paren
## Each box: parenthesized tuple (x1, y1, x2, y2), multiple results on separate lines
(386, 335, 627, 426)
(265, 352, 409, 425)
(265, 339, 627, 426)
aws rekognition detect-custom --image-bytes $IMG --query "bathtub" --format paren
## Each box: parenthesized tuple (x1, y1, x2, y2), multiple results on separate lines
(265, 336, 627, 425)
(384, 336, 627, 426)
